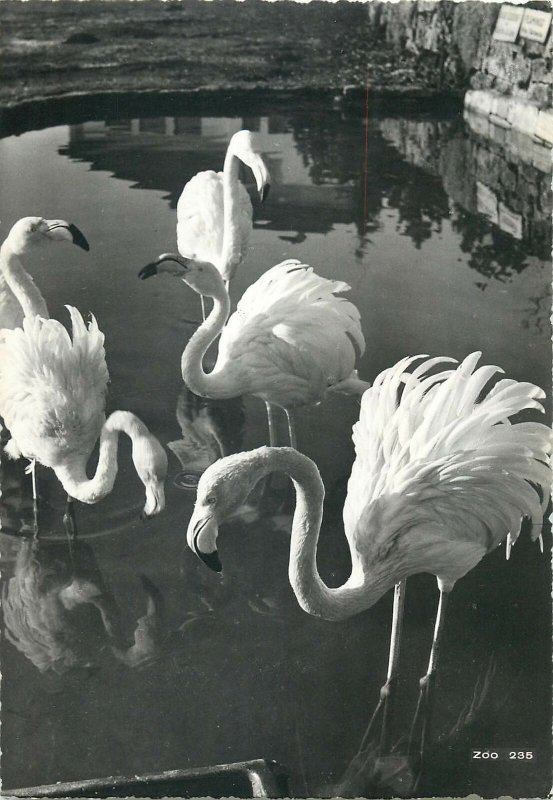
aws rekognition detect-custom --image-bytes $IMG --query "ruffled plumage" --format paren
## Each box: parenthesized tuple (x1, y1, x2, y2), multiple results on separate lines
(343, 353, 552, 585)
(216, 259, 366, 407)
(0, 306, 108, 468)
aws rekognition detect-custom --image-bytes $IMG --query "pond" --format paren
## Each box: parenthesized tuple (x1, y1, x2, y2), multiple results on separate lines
(0, 94, 551, 799)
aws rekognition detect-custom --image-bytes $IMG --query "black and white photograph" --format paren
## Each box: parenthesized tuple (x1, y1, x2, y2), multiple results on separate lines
(0, 1, 551, 798)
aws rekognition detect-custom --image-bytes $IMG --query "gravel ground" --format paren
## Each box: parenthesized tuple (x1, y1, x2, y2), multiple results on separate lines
(0, 0, 451, 109)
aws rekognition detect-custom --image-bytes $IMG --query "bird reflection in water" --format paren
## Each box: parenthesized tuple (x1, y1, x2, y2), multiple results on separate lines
(169, 386, 245, 490)
(320, 656, 497, 798)
(2, 532, 165, 674)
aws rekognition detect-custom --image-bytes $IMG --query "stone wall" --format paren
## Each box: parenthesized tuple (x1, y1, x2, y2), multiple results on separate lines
(369, 1, 552, 113)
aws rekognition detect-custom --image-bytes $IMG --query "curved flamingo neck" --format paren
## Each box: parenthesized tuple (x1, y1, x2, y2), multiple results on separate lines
(254, 448, 392, 621)
(0, 242, 49, 321)
(180, 285, 241, 399)
(220, 147, 243, 281)
(54, 411, 149, 504)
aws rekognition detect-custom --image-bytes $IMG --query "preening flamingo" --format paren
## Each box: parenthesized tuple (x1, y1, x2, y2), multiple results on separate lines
(138, 257, 368, 448)
(186, 353, 552, 759)
(0, 216, 89, 330)
(176, 130, 270, 318)
(0, 306, 168, 527)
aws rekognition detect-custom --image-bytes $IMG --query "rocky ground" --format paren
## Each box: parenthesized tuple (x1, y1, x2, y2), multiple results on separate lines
(0, 0, 456, 109)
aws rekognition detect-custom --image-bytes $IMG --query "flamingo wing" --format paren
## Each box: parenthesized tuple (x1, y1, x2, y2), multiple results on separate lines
(344, 353, 552, 580)
(176, 170, 253, 269)
(0, 306, 108, 467)
(216, 260, 365, 406)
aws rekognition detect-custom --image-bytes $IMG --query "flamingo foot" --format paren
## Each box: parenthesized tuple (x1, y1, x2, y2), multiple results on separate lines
(359, 675, 399, 759)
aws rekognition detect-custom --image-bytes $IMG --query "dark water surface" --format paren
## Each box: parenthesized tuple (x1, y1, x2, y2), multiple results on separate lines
(0, 96, 551, 798)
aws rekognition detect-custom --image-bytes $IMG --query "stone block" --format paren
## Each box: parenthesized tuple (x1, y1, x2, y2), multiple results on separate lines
(531, 57, 553, 83)
(535, 108, 553, 144)
(505, 129, 535, 168)
(493, 77, 512, 95)
(523, 38, 548, 57)
(532, 140, 553, 173)
(498, 203, 523, 239)
(464, 107, 491, 139)
(470, 73, 485, 90)
(465, 89, 489, 114)
(489, 93, 512, 120)
(528, 82, 552, 107)
(508, 100, 540, 136)
(488, 120, 508, 147)
(499, 163, 518, 192)
(476, 181, 499, 223)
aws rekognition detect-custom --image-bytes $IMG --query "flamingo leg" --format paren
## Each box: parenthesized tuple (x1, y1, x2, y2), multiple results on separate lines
(26, 459, 37, 501)
(63, 494, 78, 564)
(408, 584, 451, 782)
(32, 495, 40, 539)
(25, 459, 40, 537)
(356, 581, 407, 757)
(265, 401, 277, 447)
(285, 409, 298, 450)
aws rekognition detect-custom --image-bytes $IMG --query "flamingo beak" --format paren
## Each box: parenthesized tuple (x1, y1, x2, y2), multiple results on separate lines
(139, 254, 191, 280)
(260, 183, 271, 203)
(187, 513, 222, 573)
(138, 262, 159, 280)
(240, 151, 270, 202)
(46, 220, 90, 251)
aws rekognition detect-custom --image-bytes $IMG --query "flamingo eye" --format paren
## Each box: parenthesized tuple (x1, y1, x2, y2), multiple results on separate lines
(206, 495, 216, 506)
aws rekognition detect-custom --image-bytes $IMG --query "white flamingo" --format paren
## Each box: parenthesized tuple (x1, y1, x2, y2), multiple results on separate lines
(139, 257, 368, 448)
(0, 306, 168, 527)
(185, 352, 551, 762)
(0, 216, 89, 330)
(176, 130, 270, 318)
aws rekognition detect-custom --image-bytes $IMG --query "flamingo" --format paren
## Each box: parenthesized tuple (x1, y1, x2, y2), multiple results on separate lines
(0, 216, 89, 330)
(0, 306, 168, 528)
(176, 129, 270, 318)
(138, 257, 368, 449)
(185, 352, 552, 764)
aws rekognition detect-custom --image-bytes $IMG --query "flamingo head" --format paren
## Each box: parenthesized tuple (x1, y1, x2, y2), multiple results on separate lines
(5, 217, 90, 254)
(139, 254, 225, 298)
(134, 434, 169, 519)
(228, 130, 271, 202)
(186, 451, 264, 572)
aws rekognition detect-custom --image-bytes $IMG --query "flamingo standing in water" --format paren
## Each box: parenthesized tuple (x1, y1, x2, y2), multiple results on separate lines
(0, 306, 168, 529)
(176, 130, 270, 319)
(138, 257, 368, 449)
(185, 353, 551, 761)
(0, 216, 89, 330)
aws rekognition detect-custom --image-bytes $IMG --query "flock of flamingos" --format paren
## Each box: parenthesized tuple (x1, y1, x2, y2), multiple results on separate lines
(0, 129, 551, 783)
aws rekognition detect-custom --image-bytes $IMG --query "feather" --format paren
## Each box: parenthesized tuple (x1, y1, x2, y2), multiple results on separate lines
(216, 260, 366, 407)
(343, 353, 552, 584)
(0, 306, 108, 467)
